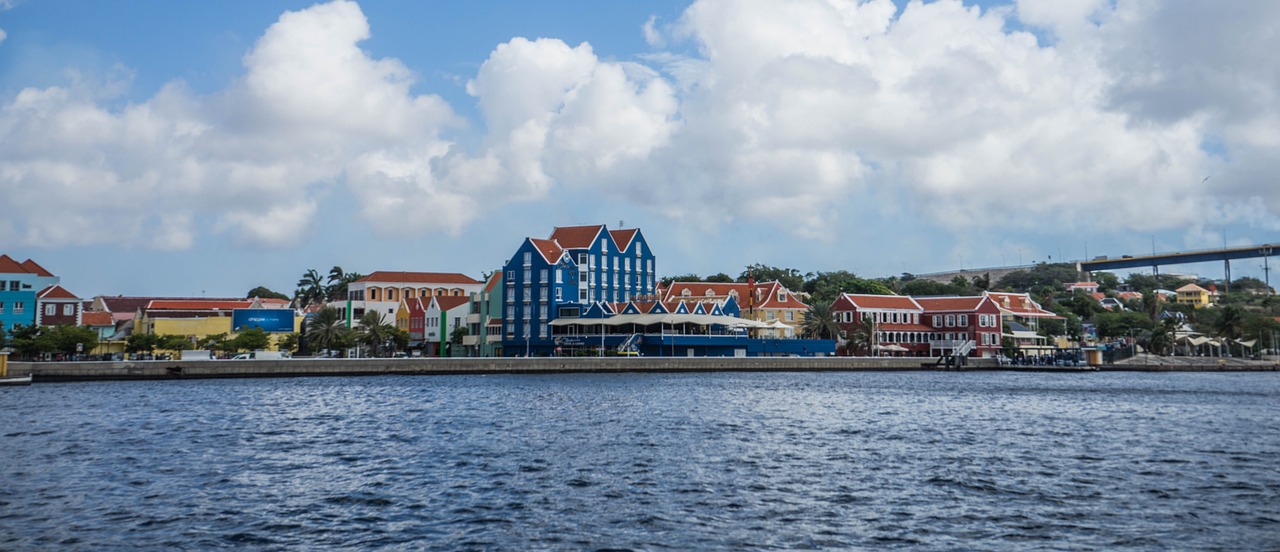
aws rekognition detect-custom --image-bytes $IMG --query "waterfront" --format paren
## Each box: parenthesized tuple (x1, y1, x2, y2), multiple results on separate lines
(1, 371, 1277, 550)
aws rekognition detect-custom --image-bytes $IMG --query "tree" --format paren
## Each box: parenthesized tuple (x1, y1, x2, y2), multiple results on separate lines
(705, 273, 735, 283)
(449, 326, 469, 356)
(900, 279, 968, 297)
(325, 266, 365, 303)
(233, 327, 271, 352)
(155, 334, 191, 352)
(42, 325, 100, 356)
(1211, 304, 1247, 342)
(295, 269, 326, 309)
(994, 263, 1081, 292)
(198, 333, 227, 350)
(844, 315, 878, 356)
(1095, 311, 1154, 339)
(247, 286, 290, 301)
(803, 271, 893, 306)
(125, 333, 160, 354)
(307, 306, 349, 353)
(738, 264, 804, 291)
(277, 332, 301, 354)
(801, 303, 841, 340)
(356, 310, 392, 355)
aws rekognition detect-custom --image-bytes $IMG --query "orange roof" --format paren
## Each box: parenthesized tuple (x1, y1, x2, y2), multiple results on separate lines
(483, 271, 503, 293)
(0, 254, 25, 273)
(36, 284, 79, 300)
(358, 271, 481, 285)
(836, 293, 921, 311)
(914, 296, 989, 312)
(609, 229, 638, 251)
(663, 281, 752, 301)
(548, 225, 605, 249)
(1176, 283, 1208, 293)
(751, 281, 809, 310)
(433, 295, 471, 311)
(984, 292, 1060, 318)
(81, 311, 114, 326)
(530, 238, 565, 264)
(20, 259, 54, 277)
(147, 300, 256, 310)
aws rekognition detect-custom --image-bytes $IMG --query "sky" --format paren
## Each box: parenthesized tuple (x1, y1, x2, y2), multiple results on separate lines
(1, 0, 1278, 299)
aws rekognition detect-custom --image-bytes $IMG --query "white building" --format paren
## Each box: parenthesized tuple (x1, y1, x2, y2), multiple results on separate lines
(335, 271, 483, 325)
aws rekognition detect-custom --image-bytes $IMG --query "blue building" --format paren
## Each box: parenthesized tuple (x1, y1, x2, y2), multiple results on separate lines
(0, 254, 61, 333)
(501, 225, 656, 356)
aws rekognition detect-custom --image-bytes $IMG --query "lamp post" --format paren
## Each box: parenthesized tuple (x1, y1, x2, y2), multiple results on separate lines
(524, 332, 530, 357)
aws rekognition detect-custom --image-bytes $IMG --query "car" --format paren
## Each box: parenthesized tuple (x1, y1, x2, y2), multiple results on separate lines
(230, 353, 251, 360)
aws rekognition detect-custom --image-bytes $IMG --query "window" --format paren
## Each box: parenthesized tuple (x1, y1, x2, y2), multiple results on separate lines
(523, 252, 532, 266)
(933, 315, 941, 327)
(778, 290, 786, 302)
(556, 288, 563, 301)
(539, 268, 548, 282)
(578, 253, 589, 265)
(0, 302, 4, 312)
(958, 315, 969, 327)
(637, 243, 643, 256)
(539, 305, 547, 319)
(15, 302, 27, 314)
(786, 311, 794, 321)
(580, 289, 589, 301)
(506, 306, 514, 321)
(8, 281, 18, 291)
(624, 258, 631, 272)
(945, 315, 955, 327)
(601, 239, 608, 253)
(539, 286, 548, 301)
(45, 304, 56, 315)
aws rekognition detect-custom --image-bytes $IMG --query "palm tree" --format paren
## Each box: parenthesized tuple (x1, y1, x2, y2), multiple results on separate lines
(357, 310, 392, 356)
(295, 269, 326, 308)
(845, 315, 878, 356)
(801, 303, 841, 340)
(324, 266, 366, 303)
(307, 306, 348, 353)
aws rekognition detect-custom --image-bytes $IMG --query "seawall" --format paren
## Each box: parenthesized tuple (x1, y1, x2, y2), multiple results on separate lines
(4, 357, 1276, 382)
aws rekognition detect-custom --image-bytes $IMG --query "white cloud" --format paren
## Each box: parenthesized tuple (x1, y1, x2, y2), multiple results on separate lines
(1, 0, 1275, 255)
(0, 28, 7, 43)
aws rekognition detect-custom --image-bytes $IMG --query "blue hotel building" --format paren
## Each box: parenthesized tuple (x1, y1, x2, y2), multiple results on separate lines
(0, 254, 60, 333)
(501, 225, 656, 356)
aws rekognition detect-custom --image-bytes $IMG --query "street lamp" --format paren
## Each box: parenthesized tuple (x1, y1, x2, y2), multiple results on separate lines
(524, 332, 530, 357)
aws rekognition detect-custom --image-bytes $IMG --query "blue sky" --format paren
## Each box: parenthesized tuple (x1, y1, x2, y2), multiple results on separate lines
(1, 0, 1277, 299)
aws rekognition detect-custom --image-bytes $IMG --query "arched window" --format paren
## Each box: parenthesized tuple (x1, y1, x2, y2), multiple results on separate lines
(370, 287, 380, 301)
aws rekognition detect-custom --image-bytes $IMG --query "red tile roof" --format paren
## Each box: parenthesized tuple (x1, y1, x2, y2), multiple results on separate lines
(147, 300, 257, 310)
(0, 254, 25, 273)
(433, 296, 471, 311)
(81, 311, 114, 326)
(357, 271, 481, 285)
(751, 281, 809, 310)
(663, 282, 752, 301)
(20, 259, 53, 277)
(530, 238, 565, 265)
(609, 229, 638, 251)
(483, 271, 503, 293)
(548, 225, 605, 249)
(36, 284, 79, 300)
(984, 292, 1060, 318)
(915, 296, 989, 312)
(836, 293, 922, 311)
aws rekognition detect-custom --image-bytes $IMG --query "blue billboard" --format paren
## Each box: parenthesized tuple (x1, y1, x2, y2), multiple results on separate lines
(232, 309, 296, 333)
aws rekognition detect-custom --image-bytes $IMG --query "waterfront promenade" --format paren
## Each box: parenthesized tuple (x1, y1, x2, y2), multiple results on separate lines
(6, 356, 1278, 382)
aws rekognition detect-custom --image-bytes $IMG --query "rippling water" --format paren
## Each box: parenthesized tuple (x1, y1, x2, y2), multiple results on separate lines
(2, 371, 1278, 550)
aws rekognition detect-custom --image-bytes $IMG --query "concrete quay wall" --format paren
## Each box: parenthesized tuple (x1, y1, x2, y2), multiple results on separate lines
(13, 357, 986, 382)
(8, 357, 1275, 382)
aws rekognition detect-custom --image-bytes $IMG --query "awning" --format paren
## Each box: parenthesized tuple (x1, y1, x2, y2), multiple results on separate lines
(550, 313, 772, 328)
(1005, 330, 1046, 341)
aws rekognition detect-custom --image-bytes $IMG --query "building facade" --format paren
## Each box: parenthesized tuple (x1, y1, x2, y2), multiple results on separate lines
(463, 271, 504, 357)
(501, 225, 656, 356)
(338, 271, 484, 326)
(0, 255, 60, 333)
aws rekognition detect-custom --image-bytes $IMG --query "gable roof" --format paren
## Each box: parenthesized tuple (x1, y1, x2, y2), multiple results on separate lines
(36, 284, 79, 300)
(431, 295, 471, 311)
(81, 311, 114, 327)
(357, 271, 481, 285)
(1176, 283, 1208, 293)
(147, 300, 258, 310)
(984, 291, 1060, 318)
(529, 238, 565, 265)
(20, 259, 54, 277)
(0, 254, 25, 274)
(663, 281, 751, 301)
(548, 225, 605, 249)
(914, 296, 991, 312)
(609, 229, 638, 251)
(483, 271, 503, 293)
(836, 293, 921, 311)
(752, 281, 809, 310)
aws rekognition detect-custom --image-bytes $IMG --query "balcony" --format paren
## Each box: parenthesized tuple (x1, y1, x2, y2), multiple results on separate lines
(467, 313, 481, 324)
(462, 335, 480, 346)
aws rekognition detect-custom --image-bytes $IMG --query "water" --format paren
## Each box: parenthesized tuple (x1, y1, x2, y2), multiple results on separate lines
(1, 371, 1277, 550)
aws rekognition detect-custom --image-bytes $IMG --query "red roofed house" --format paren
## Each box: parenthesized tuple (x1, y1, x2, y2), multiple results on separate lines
(338, 271, 484, 326)
(425, 295, 472, 357)
(35, 284, 83, 326)
(831, 293, 925, 356)
(914, 296, 1004, 358)
(663, 280, 808, 336)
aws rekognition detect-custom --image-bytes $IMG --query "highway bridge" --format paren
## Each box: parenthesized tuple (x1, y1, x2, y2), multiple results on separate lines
(1079, 243, 1276, 292)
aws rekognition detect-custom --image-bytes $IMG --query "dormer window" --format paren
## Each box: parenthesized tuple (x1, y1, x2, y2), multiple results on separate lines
(682, 289, 692, 297)
(778, 291, 786, 302)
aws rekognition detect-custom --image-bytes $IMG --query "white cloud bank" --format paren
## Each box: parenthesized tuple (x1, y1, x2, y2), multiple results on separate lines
(1, 0, 1276, 251)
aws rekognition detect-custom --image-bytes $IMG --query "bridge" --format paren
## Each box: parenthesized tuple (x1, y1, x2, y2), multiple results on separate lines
(1078, 243, 1276, 292)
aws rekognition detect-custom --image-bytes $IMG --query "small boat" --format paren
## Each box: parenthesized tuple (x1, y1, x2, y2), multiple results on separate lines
(0, 375, 33, 386)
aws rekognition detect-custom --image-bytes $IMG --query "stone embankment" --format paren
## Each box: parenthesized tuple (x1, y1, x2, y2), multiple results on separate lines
(5, 356, 1276, 382)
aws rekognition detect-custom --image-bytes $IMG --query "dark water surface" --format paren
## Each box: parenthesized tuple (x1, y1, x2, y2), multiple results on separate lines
(1, 371, 1277, 550)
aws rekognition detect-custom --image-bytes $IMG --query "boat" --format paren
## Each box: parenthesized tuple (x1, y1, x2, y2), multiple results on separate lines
(0, 374, 32, 386)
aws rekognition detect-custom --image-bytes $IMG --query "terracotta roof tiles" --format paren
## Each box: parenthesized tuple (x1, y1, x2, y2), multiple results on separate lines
(548, 225, 605, 249)
(357, 271, 481, 285)
(36, 285, 79, 300)
(81, 311, 114, 326)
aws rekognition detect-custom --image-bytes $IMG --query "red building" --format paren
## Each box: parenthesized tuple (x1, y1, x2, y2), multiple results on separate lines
(832, 293, 1004, 358)
(35, 284, 82, 326)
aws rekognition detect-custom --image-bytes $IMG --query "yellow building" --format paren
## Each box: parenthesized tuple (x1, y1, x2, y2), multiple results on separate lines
(137, 299, 302, 351)
(1175, 283, 1211, 308)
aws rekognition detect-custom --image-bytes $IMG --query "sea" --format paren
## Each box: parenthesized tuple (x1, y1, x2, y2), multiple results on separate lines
(1, 371, 1277, 550)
